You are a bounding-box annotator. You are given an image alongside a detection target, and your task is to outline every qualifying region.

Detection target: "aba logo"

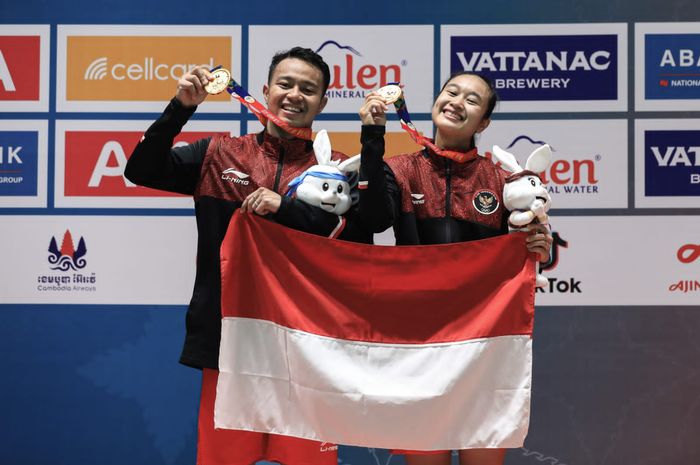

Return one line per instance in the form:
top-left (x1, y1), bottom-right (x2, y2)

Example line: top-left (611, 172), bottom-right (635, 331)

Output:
top-left (48, 230), bottom-right (87, 271)
top-left (645, 34), bottom-right (700, 99)
top-left (315, 40), bottom-right (403, 98)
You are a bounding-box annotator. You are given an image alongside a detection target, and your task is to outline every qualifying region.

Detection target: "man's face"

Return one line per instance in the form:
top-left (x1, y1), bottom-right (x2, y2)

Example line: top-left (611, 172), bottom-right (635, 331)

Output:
top-left (263, 58), bottom-right (328, 136)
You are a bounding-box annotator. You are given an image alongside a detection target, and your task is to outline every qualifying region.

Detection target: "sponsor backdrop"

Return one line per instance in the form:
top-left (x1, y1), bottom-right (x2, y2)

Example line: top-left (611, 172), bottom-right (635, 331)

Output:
top-left (1, 1), bottom-right (699, 465)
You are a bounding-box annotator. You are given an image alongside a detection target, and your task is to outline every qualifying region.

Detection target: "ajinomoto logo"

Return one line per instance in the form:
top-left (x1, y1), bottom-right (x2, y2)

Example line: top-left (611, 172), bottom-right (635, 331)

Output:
top-left (64, 36), bottom-right (232, 101)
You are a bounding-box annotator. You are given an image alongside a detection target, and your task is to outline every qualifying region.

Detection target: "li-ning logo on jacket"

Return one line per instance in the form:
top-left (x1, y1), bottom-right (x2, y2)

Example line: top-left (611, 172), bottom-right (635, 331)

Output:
top-left (411, 193), bottom-right (425, 205)
top-left (221, 168), bottom-right (250, 185)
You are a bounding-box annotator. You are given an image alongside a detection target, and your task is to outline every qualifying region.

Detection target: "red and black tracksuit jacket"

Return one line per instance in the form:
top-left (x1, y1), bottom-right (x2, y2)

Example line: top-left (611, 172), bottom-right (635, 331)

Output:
top-left (125, 98), bottom-right (373, 369)
top-left (358, 125), bottom-right (510, 245)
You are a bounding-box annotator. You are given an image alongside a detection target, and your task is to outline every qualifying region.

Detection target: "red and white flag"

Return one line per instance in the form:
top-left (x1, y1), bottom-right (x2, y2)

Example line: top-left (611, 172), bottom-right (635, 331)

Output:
top-left (215, 213), bottom-right (536, 451)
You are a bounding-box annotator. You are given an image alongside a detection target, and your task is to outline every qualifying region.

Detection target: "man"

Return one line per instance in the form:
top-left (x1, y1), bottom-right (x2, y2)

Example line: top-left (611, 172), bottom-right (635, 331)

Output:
top-left (125, 47), bottom-right (371, 465)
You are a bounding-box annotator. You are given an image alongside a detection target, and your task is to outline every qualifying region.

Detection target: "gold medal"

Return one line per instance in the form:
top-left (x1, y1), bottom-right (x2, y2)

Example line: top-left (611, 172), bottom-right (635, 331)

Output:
top-left (205, 67), bottom-right (231, 95)
top-left (376, 84), bottom-right (403, 104)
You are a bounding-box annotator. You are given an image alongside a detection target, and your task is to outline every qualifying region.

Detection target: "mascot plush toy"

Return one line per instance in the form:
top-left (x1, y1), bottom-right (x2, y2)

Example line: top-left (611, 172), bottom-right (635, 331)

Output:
top-left (490, 144), bottom-right (552, 288)
top-left (285, 130), bottom-right (360, 236)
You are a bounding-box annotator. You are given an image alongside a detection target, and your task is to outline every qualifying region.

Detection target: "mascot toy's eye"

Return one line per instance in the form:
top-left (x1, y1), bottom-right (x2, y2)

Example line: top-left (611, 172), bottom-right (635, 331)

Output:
top-left (529, 178), bottom-right (536, 187)
top-left (322, 182), bottom-right (329, 191)
top-left (337, 185), bottom-right (343, 194)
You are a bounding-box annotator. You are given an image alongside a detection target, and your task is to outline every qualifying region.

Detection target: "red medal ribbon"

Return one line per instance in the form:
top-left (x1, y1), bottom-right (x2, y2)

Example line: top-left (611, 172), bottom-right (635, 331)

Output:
top-left (221, 70), bottom-right (313, 141)
top-left (388, 83), bottom-right (479, 163)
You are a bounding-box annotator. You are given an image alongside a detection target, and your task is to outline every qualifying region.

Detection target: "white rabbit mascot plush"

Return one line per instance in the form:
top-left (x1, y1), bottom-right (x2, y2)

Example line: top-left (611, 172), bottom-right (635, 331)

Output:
top-left (285, 130), bottom-right (361, 237)
top-left (490, 144), bottom-right (553, 288)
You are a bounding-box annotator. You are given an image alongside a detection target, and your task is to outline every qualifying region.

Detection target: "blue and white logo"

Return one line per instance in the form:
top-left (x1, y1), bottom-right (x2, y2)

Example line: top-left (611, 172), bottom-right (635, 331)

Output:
top-left (442, 24), bottom-right (627, 112)
top-left (449, 34), bottom-right (618, 102)
top-left (0, 131), bottom-right (38, 196)
top-left (645, 34), bottom-right (700, 100)
top-left (645, 129), bottom-right (700, 197)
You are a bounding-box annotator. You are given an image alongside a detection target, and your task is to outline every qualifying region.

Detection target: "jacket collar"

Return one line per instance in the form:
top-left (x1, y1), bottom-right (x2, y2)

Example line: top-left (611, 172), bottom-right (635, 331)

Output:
top-left (256, 130), bottom-right (314, 161)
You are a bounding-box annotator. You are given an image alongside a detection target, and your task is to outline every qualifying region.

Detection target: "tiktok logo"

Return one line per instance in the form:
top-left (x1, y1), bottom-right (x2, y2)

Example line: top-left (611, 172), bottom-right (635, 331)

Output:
top-left (537, 231), bottom-right (582, 294)
top-left (540, 231), bottom-right (567, 272)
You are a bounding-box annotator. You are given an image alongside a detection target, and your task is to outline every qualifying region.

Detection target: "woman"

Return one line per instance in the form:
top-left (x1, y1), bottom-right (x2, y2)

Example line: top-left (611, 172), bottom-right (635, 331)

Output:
top-left (357, 72), bottom-right (553, 465)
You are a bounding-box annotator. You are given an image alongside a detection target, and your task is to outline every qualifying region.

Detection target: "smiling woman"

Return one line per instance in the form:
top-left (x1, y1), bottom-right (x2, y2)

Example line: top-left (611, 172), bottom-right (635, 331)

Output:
top-left (355, 72), bottom-right (554, 465)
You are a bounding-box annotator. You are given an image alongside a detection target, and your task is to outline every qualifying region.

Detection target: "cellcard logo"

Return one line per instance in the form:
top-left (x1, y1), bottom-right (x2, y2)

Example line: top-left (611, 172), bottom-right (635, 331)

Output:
top-left (84, 57), bottom-right (108, 80)
top-left (0, 131), bottom-right (38, 196)
top-left (82, 55), bottom-right (215, 82)
top-left (644, 129), bottom-right (700, 197)
top-left (64, 34), bottom-right (225, 101)
top-left (60, 28), bottom-right (234, 103)
top-left (645, 33), bottom-right (700, 100)
top-left (450, 33), bottom-right (618, 101)
top-left (37, 230), bottom-right (97, 293)
top-left (316, 40), bottom-right (404, 99)
top-left (536, 231), bottom-right (581, 294)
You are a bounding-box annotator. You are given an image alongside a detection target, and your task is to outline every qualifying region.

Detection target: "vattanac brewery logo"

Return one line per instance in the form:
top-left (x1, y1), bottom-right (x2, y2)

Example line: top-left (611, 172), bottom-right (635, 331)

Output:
top-left (668, 243), bottom-right (700, 293)
top-left (37, 230), bottom-right (97, 293)
top-left (536, 231), bottom-right (581, 294)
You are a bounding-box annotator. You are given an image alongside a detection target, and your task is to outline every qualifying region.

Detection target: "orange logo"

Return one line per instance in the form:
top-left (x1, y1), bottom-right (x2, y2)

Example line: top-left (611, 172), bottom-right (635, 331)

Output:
top-left (65, 36), bottom-right (232, 101)
top-left (321, 131), bottom-right (425, 159)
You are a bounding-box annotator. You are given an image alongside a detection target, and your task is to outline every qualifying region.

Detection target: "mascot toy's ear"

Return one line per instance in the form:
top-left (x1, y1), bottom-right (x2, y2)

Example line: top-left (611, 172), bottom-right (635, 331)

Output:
top-left (491, 145), bottom-right (522, 173)
top-left (337, 154), bottom-right (361, 174)
top-left (524, 144), bottom-right (552, 174)
top-left (313, 129), bottom-right (340, 167)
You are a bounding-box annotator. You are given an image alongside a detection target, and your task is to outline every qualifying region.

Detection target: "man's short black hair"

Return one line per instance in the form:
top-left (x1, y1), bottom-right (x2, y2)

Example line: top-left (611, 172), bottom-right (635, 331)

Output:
top-left (267, 47), bottom-right (331, 95)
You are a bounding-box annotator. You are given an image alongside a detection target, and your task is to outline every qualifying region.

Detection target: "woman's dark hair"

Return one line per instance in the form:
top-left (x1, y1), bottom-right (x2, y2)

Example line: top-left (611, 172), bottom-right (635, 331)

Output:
top-left (439, 71), bottom-right (499, 119)
top-left (267, 47), bottom-right (331, 95)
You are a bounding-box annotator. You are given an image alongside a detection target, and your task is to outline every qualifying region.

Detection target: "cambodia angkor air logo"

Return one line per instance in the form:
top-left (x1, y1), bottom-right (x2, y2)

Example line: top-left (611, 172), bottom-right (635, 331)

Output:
top-left (48, 230), bottom-right (87, 271)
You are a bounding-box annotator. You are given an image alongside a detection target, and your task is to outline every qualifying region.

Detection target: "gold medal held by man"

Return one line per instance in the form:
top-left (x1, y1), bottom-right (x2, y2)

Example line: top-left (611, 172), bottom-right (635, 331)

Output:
top-left (204, 67), bottom-right (231, 95)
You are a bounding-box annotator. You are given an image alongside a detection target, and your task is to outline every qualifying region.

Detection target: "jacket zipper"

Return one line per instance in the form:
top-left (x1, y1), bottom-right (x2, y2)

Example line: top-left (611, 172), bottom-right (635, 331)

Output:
top-left (445, 159), bottom-right (452, 243)
top-left (273, 146), bottom-right (286, 192)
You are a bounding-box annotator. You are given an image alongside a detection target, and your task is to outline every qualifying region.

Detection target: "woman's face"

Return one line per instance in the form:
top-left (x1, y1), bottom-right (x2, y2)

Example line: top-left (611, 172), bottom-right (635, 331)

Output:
top-left (431, 74), bottom-right (492, 146)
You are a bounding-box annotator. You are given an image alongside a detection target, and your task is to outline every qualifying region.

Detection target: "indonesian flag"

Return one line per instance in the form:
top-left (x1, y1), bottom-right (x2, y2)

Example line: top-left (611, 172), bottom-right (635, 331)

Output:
top-left (215, 212), bottom-right (535, 451)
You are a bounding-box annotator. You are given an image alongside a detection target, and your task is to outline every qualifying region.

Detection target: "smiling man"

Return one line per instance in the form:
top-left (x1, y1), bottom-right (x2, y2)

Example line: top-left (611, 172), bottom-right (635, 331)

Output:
top-left (125, 47), bottom-right (372, 465)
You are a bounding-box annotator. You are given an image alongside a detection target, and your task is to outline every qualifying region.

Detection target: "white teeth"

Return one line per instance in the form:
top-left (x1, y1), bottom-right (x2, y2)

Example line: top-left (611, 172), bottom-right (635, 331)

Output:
top-left (443, 109), bottom-right (463, 121)
top-left (282, 105), bottom-right (303, 113)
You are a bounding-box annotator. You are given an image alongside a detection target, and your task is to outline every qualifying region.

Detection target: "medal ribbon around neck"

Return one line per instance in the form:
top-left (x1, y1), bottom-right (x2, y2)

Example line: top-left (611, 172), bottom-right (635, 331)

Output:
top-left (208, 66), bottom-right (313, 141)
top-left (379, 82), bottom-right (478, 163)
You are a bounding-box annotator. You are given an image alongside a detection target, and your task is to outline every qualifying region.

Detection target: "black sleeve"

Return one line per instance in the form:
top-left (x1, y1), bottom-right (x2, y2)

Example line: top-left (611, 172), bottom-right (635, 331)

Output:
top-left (271, 196), bottom-right (371, 243)
top-left (124, 98), bottom-right (210, 196)
top-left (357, 124), bottom-right (401, 233)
